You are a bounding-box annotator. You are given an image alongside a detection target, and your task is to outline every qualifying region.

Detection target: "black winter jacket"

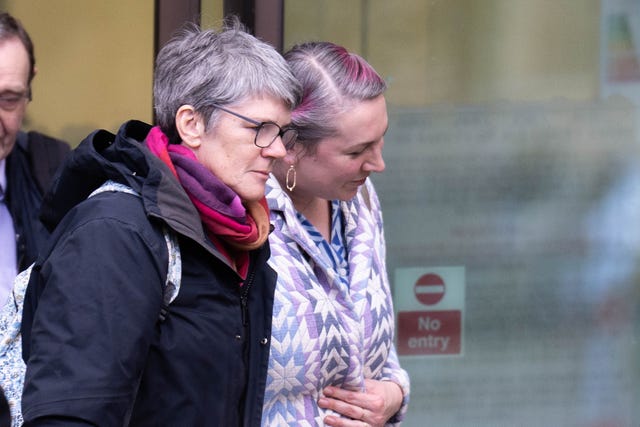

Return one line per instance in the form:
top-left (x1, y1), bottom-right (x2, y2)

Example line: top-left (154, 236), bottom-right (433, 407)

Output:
top-left (20, 121), bottom-right (276, 427)
top-left (5, 131), bottom-right (70, 271)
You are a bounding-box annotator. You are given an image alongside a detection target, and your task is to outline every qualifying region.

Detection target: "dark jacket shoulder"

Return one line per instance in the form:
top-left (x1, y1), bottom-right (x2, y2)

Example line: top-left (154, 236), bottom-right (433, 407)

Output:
top-left (5, 131), bottom-right (70, 270)
top-left (23, 131), bottom-right (71, 194)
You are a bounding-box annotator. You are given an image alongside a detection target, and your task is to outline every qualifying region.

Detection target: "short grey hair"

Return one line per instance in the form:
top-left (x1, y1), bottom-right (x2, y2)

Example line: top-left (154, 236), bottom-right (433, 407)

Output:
top-left (153, 17), bottom-right (301, 144)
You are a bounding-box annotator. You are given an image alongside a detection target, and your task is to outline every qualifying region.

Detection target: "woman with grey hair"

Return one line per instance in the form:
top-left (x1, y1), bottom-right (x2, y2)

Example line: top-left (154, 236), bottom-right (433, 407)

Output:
top-left (263, 42), bottom-right (410, 426)
top-left (20, 18), bottom-right (300, 426)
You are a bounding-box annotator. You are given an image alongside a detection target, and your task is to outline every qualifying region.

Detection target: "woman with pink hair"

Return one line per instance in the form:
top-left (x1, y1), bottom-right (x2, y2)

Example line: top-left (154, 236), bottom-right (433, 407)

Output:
top-left (263, 42), bottom-right (410, 426)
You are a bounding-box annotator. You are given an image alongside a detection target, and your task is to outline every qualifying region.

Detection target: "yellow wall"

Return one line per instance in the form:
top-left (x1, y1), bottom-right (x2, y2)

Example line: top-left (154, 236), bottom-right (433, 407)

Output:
top-left (201, 0), bottom-right (224, 30)
top-left (2, 0), bottom-right (155, 146)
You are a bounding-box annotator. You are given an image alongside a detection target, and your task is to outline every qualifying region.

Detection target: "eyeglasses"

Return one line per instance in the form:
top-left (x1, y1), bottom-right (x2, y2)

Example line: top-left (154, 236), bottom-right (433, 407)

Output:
top-left (0, 92), bottom-right (29, 112)
top-left (211, 104), bottom-right (298, 148)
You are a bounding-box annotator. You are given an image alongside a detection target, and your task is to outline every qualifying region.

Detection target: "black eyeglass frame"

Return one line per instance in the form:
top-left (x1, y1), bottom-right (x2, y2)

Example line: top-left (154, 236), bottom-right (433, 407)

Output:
top-left (0, 91), bottom-right (30, 112)
top-left (210, 103), bottom-right (298, 148)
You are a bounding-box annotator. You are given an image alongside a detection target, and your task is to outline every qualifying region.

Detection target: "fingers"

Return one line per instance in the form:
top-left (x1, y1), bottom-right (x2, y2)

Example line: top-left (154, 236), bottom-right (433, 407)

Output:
top-left (319, 389), bottom-right (378, 426)
top-left (323, 385), bottom-right (367, 406)
top-left (323, 413), bottom-right (370, 427)
top-left (358, 407), bottom-right (366, 420)
top-left (318, 393), bottom-right (366, 422)
top-left (319, 384), bottom-right (393, 427)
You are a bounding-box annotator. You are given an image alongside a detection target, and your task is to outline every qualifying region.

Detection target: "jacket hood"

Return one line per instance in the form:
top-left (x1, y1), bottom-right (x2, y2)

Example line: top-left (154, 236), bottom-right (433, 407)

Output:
top-left (39, 120), bottom-right (200, 240)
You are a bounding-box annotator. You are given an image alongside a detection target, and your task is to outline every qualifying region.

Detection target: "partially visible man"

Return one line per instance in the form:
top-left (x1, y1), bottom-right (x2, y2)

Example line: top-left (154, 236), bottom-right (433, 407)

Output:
top-left (0, 12), bottom-right (70, 303)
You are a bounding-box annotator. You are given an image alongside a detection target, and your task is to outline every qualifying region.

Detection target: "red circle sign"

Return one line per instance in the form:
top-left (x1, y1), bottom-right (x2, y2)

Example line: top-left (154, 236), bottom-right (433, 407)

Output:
top-left (414, 273), bottom-right (445, 306)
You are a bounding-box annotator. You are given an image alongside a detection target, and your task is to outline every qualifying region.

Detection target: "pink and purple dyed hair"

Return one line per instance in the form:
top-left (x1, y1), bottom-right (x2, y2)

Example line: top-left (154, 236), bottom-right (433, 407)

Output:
top-left (283, 41), bottom-right (386, 149)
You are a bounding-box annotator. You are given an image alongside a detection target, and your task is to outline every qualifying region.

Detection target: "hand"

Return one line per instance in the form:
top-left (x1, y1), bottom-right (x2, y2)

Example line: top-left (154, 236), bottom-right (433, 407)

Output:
top-left (317, 379), bottom-right (404, 427)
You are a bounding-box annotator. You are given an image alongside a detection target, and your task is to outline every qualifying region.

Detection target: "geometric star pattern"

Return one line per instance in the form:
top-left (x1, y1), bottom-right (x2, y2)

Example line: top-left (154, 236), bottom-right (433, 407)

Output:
top-left (262, 177), bottom-right (410, 426)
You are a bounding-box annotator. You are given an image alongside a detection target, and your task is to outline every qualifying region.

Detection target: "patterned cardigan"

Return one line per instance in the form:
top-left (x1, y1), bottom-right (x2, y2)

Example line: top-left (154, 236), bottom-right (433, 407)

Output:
top-left (262, 176), bottom-right (410, 426)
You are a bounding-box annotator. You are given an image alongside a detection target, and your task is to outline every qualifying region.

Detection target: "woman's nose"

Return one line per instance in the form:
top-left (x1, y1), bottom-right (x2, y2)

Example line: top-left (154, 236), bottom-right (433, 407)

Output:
top-left (365, 145), bottom-right (385, 173)
top-left (263, 135), bottom-right (287, 159)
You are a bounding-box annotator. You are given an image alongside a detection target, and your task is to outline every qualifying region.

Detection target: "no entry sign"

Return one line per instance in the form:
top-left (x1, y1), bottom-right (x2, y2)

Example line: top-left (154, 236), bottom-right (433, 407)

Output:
top-left (414, 273), bottom-right (446, 305)
top-left (394, 266), bottom-right (465, 356)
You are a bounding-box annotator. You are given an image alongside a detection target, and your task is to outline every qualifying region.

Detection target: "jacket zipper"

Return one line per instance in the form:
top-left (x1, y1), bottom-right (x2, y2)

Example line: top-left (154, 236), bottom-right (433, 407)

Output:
top-left (240, 269), bottom-right (256, 327)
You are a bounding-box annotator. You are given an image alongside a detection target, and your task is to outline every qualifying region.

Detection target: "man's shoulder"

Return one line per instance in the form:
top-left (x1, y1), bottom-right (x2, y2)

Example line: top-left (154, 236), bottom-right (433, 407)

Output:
top-left (23, 130), bottom-right (70, 155)
top-left (22, 131), bottom-right (71, 194)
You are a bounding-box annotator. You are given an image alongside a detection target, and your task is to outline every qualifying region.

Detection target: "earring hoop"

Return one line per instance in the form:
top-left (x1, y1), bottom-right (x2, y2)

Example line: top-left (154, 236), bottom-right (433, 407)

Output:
top-left (285, 164), bottom-right (297, 191)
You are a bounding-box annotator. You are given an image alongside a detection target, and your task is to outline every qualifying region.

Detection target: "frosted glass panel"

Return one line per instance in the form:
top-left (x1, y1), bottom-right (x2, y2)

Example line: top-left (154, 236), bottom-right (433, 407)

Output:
top-left (376, 100), bottom-right (640, 426)
top-left (285, 1), bottom-right (640, 425)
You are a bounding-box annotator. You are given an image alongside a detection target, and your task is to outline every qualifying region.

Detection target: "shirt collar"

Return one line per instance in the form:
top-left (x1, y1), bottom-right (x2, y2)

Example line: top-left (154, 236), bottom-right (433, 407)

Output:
top-left (0, 158), bottom-right (6, 197)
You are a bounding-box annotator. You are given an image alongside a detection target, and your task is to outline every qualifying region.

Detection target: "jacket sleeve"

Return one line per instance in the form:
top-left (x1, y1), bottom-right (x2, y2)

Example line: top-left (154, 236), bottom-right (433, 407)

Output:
top-left (365, 181), bottom-right (411, 425)
top-left (381, 345), bottom-right (411, 425)
top-left (21, 215), bottom-right (166, 426)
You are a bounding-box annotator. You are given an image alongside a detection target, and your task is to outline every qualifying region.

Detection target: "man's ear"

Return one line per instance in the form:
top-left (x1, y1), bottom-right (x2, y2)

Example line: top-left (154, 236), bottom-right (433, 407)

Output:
top-left (175, 105), bottom-right (205, 148)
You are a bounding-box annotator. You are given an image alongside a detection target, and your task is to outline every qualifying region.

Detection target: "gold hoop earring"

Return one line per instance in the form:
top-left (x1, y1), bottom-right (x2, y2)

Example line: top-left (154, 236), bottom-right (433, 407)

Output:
top-left (285, 164), bottom-right (297, 191)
